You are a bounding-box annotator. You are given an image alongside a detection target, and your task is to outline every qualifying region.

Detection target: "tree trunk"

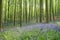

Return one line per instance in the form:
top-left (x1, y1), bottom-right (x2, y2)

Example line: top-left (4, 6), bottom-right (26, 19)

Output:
top-left (20, 0), bottom-right (22, 27)
top-left (50, 0), bottom-right (52, 21)
top-left (0, 0), bottom-right (2, 31)
top-left (4, 1), bottom-right (7, 25)
top-left (8, 0), bottom-right (10, 25)
top-left (14, 0), bottom-right (16, 26)
top-left (25, 0), bottom-right (27, 24)
top-left (45, 0), bottom-right (49, 23)
top-left (51, 0), bottom-right (55, 21)
top-left (40, 0), bottom-right (43, 22)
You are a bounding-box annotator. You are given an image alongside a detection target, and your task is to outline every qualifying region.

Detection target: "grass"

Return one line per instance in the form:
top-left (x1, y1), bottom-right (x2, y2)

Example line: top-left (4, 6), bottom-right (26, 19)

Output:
top-left (56, 22), bottom-right (60, 26)
top-left (0, 21), bottom-right (60, 40)
top-left (0, 28), bottom-right (60, 40)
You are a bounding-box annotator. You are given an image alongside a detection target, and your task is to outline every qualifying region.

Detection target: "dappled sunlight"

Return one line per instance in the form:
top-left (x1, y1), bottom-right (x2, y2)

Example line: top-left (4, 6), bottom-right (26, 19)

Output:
top-left (43, 3), bottom-right (45, 10)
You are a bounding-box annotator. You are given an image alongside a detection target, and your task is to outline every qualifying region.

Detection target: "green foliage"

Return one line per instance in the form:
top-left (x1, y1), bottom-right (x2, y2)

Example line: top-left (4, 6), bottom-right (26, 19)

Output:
top-left (0, 28), bottom-right (60, 40)
top-left (56, 22), bottom-right (60, 26)
top-left (2, 0), bottom-right (60, 27)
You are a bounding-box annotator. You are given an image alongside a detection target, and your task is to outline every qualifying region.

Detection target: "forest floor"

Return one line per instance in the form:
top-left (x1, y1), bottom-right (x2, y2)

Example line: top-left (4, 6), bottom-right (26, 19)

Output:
top-left (0, 22), bottom-right (60, 40)
top-left (2, 22), bottom-right (60, 32)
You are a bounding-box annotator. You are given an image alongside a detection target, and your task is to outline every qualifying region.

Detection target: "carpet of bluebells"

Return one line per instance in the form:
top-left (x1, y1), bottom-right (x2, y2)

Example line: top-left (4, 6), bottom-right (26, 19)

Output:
top-left (0, 22), bottom-right (60, 40)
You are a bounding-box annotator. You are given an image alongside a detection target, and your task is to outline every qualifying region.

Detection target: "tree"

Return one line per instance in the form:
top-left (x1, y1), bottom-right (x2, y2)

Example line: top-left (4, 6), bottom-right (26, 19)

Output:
top-left (8, 0), bottom-right (10, 25)
top-left (19, 0), bottom-right (22, 27)
top-left (40, 0), bottom-right (43, 22)
top-left (0, 0), bottom-right (2, 31)
top-left (25, 0), bottom-right (27, 24)
top-left (49, 0), bottom-right (52, 21)
top-left (14, 0), bottom-right (16, 26)
top-left (45, 0), bottom-right (49, 23)
top-left (29, 0), bottom-right (31, 23)
top-left (51, 0), bottom-right (55, 21)
top-left (4, 0), bottom-right (7, 24)
top-left (35, 0), bottom-right (38, 23)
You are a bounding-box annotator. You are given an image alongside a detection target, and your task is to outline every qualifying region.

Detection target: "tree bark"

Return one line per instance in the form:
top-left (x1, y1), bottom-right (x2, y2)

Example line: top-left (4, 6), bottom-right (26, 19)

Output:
top-left (8, 0), bottom-right (10, 25)
top-left (50, 0), bottom-right (52, 21)
top-left (45, 0), bottom-right (49, 23)
top-left (40, 0), bottom-right (43, 22)
top-left (20, 0), bottom-right (22, 27)
top-left (14, 0), bottom-right (16, 26)
top-left (0, 0), bottom-right (2, 31)
top-left (51, 0), bottom-right (55, 21)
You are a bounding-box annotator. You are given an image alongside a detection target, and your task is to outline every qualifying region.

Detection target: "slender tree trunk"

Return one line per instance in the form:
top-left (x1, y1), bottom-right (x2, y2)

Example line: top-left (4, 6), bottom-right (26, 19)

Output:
top-left (33, 0), bottom-right (35, 23)
top-left (45, 0), bottom-right (49, 23)
top-left (55, 2), bottom-right (56, 20)
top-left (35, 0), bottom-right (38, 23)
top-left (25, 0), bottom-right (27, 24)
top-left (51, 0), bottom-right (55, 21)
top-left (40, 0), bottom-right (43, 22)
top-left (4, 1), bottom-right (7, 24)
top-left (20, 0), bottom-right (22, 27)
top-left (14, 0), bottom-right (16, 26)
top-left (23, 0), bottom-right (24, 23)
top-left (31, 0), bottom-right (33, 23)
top-left (34, 0), bottom-right (36, 23)
top-left (8, 0), bottom-right (10, 25)
top-left (8, 0), bottom-right (10, 18)
top-left (50, 0), bottom-right (52, 21)
top-left (0, 0), bottom-right (2, 31)
top-left (27, 0), bottom-right (29, 24)
top-left (28, 0), bottom-right (30, 23)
